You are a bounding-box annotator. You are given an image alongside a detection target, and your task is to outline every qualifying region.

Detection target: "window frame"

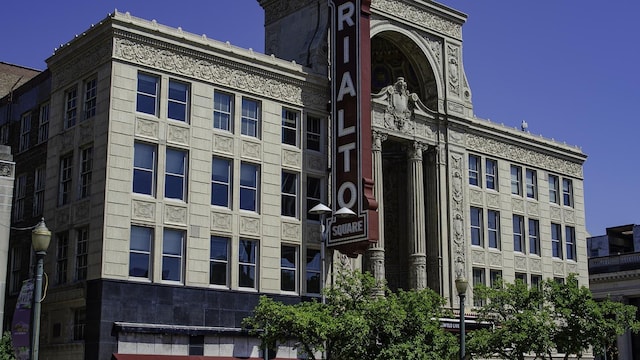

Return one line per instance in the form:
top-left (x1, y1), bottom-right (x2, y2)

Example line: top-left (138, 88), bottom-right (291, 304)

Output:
top-left (162, 228), bottom-right (185, 283)
top-left (281, 171), bottom-right (298, 218)
top-left (14, 174), bottom-right (26, 221)
top-left (59, 153), bottom-right (73, 206)
top-left (33, 167), bottom-right (45, 216)
top-left (510, 165), bottom-right (522, 196)
top-left (551, 223), bottom-right (563, 259)
top-left (64, 86), bottom-right (78, 128)
top-left (468, 155), bottom-right (481, 187)
top-left (528, 218), bottom-right (540, 255)
top-left (165, 148), bottom-right (188, 201)
top-left (485, 158), bottom-right (498, 190)
top-left (487, 210), bottom-right (500, 249)
top-left (470, 207), bottom-right (483, 246)
top-left (239, 238), bottom-right (258, 289)
top-left (210, 235), bottom-right (230, 287)
top-left (525, 169), bottom-right (537, 199)
top-left (75, 227), bottom-right (89, 281)
top-left (306, 176), bottom-right (322, 221)
top-left (566, 226), bottom-right (576, 260)
top-left (38, 102), bottom-right (49, 143)
top-left (472, 268), bottom-right (486, 306)
top-left (306, 115), bottom-right (322, 152)
top-left (211, 157), bottom-right (232, 208)
top-left (240, 162), bottom-right (259, 212)
top-left (281, 245), bottom-right (298, 293)
top-left (168, 79), bottom-right (190, 122)
top-left (213, 90), bottom-right (233, 132)
top-left (19, 112), bottom-right (31, 152)
top-left (562, 178), bottom-right (574, 207)
top-left (56, 232), bottom-right (69, 285)
top-left (129, 225), bottom-right (153, 279)
top-left (282, 108), bottom-right (299, 147)
top-left (306, 248), bottom-right (322, 295)
top-left (83, 77), bottom-right (97, 120)
top-left (513, 215), bottom-right (525, 253)
top-left (136, 72), bottom-right (159, 116)
top-left (133, 142), bottom-right (157, 196)
top-left (79, 146), bottom-right (93, 199)
top-left (548, 174), bottom-right (560, 204)
top-left (240, 98), bottom-right (260, 138)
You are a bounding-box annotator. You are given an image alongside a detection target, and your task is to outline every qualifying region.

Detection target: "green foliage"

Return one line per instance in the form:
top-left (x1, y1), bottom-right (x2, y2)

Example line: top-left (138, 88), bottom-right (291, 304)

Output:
top-left (0, 332), bottom-right (16, 360)
top-left (243, 269), bottom-right (457, 360)
top-left (468, 275), bottom-right (640, 360)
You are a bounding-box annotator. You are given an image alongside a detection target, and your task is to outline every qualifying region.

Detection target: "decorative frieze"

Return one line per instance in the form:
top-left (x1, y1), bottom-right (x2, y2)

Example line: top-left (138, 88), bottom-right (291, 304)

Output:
top-left (489, 252), bottom-right (502, 267)
top-left (472, 249), bottom-right (485, 265)
top-left (281, 221), bottom-right (300, 241)
top-left (132, 200), bottom-right (155, 221)
top-left (282, 149), bottom-right (301, 169)
top-left (164, 204), bottom-right (187, 225)
top-left (239, 216), bottom-right (260, 236)
top-left (212, 133), bottom-right (234, 154)
top-left (514, 255), bottom-right (527, 271)
top-left (371, 0), bottom-right (462, 39)
top-left (136, 118), bottom-right (159, 139)
top-left (450, 153), bottom-right (466, 278)
top-left (241, 141), bottom-right (261, 160)
top-left (167, 124), bottom-right (189, 145)
top-left (469, 188), bottom-right (483, 206)
top-left (211, 211), bottom-right (232, 232)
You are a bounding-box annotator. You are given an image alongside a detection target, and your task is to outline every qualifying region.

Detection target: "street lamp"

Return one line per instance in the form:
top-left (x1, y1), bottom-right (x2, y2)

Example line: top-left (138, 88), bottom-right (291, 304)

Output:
top-left (31, 218), bottom-right (51, 360)
top-left (308, 203), bottom-right (356, 303)
top-left (455, 276), bottom-right (469, 360)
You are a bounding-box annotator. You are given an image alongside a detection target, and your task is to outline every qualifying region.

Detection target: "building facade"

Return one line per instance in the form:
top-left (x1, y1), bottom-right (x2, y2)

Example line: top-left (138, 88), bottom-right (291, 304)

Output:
top-left (1, 1), bottom-right (588, 359)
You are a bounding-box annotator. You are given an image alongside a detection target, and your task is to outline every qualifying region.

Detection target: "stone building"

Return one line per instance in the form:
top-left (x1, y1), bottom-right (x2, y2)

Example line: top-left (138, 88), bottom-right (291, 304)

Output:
top-left (1, 1), bottom-right (588, 359)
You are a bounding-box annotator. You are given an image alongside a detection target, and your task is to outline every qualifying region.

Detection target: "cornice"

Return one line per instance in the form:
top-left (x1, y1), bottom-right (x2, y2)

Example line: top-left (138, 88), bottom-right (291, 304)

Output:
top-left (371, 0), bottom-right (463, 39)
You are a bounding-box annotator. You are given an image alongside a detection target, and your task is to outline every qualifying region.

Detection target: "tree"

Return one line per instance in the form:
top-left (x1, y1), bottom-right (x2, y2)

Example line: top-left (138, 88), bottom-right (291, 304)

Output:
top-left (243, 269), bottom-right (458, 360)
top-left (0, 332), bottom-right (16, 360)
top-left (468, 275), bottom-right (640, 359)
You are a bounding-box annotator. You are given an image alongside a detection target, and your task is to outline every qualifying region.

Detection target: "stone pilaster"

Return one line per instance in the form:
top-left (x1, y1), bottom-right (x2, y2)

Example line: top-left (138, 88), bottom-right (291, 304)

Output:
top-left (407, 141), bottom-right (427, 289)
top-left (0, 145), bottom-right (14, 333)
top-left (366, 131), bottom-right (387, 294)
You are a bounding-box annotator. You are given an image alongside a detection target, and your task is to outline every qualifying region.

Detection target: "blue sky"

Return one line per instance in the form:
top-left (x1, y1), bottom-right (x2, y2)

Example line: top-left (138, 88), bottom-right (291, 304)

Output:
top-left (2, 1), bottom-right (638, 235)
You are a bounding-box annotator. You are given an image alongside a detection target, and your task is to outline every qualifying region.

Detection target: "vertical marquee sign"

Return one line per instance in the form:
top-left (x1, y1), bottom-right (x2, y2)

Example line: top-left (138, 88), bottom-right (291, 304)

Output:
top-left (329, 0), bottom-right (378, 255)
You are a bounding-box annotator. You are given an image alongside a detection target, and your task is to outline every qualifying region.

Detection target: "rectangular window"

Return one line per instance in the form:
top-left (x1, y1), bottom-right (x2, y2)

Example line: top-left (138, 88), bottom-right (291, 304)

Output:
top-left (487, 210), bottom-right (500, 249)
top-left (59, 154), bottom-right (73, 206)
top-left (33, 167), bottom-right (45, 216)
top-left (83, 77), bottom-right (97, 120)
top-left (136, 73), bottom-right (159, 116)
top-left (213, 91), bottom-right (233, 131)
top-left (64, 87), bottom-right (78, 128)
top-left (306, 176), bottom-right (322, 221)
top-left (210, 236), bottom-right (229, 286)
top-left (211, 157), bottom-right (232, 208)
top-left (281, 245), bottom-right (297, 292)
top-left (79, 146), bottom-right (93, 199)
top-left (485, 158), bottom-right (498, 190)
top-left (38, 102), bottom-right (49, 143)
top-left (306, 115), bottom-right (321, 151)
top-left (472, 268), bottom-right (485, 306)
top-left (0, 125), bottom-right (8, 145)
top-left (551, 223), bottom-right (563, 258)
top-left (510, 165), bottom-right (522, 196)
top-left (468, 155), bottom-right (480, 186)
top-left (526, 169), bottom-right (537, 199)
top-left (515, 272), bottom-right (527, 285)
top-left (168, 79), bottom-right (189, 122)
top-left (562, 178), bottom-right (574, 207)
top-left (129, 226), bottom-right (153, 279)
top-left (241, 98), bottom-right (259, 137)
top-left (282, 108), bottom-right (299, 146)
top-left (133, 142), bottom-right (156, 196)
top-left (240, 162), bottom-right (259, 212)
top-left (162, 229), bottom-right (184, 282)
top-left (470, 207), bottom-right (483, 246)
top-left (528, 219), bottom-right (540, 255)
top-left (19, 113), bottom-right (31, 152)
top-left (75, 227), bottom-right (89, 281)
top-left (239, 239), bottom-right (258, 289)
top-left (9, 247), bottom-right (22, 294)
top-left (73, 308), bottom-right (86, 341)
top-left (566, 226), bottom-right (576, 260)
top-left (306, 248), bottom-right (321, 294)
top-left (531, 274), bottom-right (542, 289)
top-left (548, 174), bottom-right (560, 204)
top-left (56, 232), bottom-right (69, 284)
top-left (489, 269), bottom-right (502, 288)
top-left (281, 171), bottom-right (298, 218)
top-left (513, 215), bottom-right (524, 253)
top-left (189, 335), bottom-right (204, 356)
top-left (14, 174), bottom-right (26, 221)
top-left (165, 148), bottom-right (187, 201)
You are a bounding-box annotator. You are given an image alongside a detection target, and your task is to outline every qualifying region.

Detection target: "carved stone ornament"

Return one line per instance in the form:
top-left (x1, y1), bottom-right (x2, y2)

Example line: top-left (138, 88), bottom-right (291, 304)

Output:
top-left (450, 154), bottom-right (466, 278)
top-left (0, 162), bottom-right (14, 177)
top-left (371, 0), bottom-right (462, 39)
top-left (447, 45), bottom-right (460, 96)
top-left (382, 78), bottom-right (418, 134)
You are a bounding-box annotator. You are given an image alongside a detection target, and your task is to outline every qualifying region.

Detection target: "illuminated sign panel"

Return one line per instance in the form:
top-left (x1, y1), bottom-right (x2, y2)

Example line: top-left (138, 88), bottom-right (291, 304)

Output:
top-left (329, 0), bottom-right (378, 254)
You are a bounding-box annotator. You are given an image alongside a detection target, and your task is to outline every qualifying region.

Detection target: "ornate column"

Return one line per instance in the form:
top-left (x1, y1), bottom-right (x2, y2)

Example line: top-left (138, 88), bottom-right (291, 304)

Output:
top-left (407, 141), bottom-right (427, 289)
top-left (366, 131), bottom-right (387, 294)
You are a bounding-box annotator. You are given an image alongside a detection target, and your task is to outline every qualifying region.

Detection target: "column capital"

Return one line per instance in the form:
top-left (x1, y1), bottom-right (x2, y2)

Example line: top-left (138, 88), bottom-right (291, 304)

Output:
top-left (372, 130), bottom-right (388, 152)
top-left (406, 141), bottom-right (428, 161)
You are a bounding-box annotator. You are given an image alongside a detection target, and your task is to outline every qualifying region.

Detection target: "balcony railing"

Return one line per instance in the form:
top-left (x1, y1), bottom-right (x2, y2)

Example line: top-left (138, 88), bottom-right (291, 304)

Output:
top-left (589, 252), bottom-right (640, 274)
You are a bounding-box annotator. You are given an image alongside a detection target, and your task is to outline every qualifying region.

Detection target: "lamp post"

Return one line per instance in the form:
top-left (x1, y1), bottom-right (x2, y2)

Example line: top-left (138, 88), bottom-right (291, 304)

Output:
top-left (31, 218), bottom-right (51, 360)
top-left (455, 276), bottom-right (469, 360)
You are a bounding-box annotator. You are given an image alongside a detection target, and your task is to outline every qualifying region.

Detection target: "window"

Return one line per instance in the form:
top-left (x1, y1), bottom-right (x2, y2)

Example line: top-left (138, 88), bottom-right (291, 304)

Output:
top-left (562, 179), bottom-right (574, 207)
top-left (19, 113), bottom-right (30, 152)
top-left (306, 176), bottom-right (322, 221)
top-left (137, 73), bottom-right (159, 116)
top-left (282, 108), bottom-right (299, 146)
top-left (485, 158), bottom-right (498, 190)
top-left (210, 236), bottom-right (229, 286)
top-left (554, 277), bottom-right (565, 284)
top-left (59, 154), bottom-right (73, 206)
top-left (76, 227), bottom-right (88, 281)
top-left (487, 210), bottom-right (500, 249)
top-left (9, 247), bottom-right (22, 294)
top-left (165, 148), bottom-right (187, 201)
top-left (470, 207), bottom-right (483, 246)
top-left (551, 223), bottom-right (562, 258)
top-left (213, 91), bottom-right (233, 131)
top-left (64, 87), bottom-right (78, 128)
top-left (513, 215), bottom-right (524, 253)
top-left (84, 77), bottom-right (97, 120)
top-left (33, 167), bottom-right (45, 216)
top-left (79, 146), bottom-right (93, 199)
top-left (566, 226), bottom-right (576, 260)
top-left (189, 335), bottom-right (204, 356)
top-left (73, 308), bottom-right (86, 341)
top-left (281, 171), bottom-right (298, 218)
top-left (240, 162), bottom-right (259, 212)
top-left (468, 155), bottom-right (480, 186)
top-left (510, 165), bottom-right (522, 195)
top-left (528, 219), bottom-right (540, 255)
top-left (162, 229), bottom-right (184, 282)
top-left (168, 79), bottom-right (189, 122)
top-left (281, 245), bottom-right (297, 292)
top-left (306, 115), bottom-right (321, 151)
top-left (38, 102), bottom-right (49, 143)
top-left (489, 269), bottom-right (502, 288)
top-left (133, 142), bottom-right (156, 196)
top-left (14, 174), bottom-right (26, 221)
top-left (56, 232), bottom-right (69, 284)
top-left (129, 226), bottom-right (152, 279)
top-left (531, 274), bottom-right (542, 289)
top-left (526, 169), bottom-right (537, 199)
top-left (239, 239), bottom-right (258, 289)
top-left (241, 98), bottom-right (260, 137)
top-left (548, 174), bottom-right (560, 204)
top-left (306, 248), bottom-right (321, 294)
top-left (515, 272), bottom-right (527, 285)
top-left (472, 268), bottom-right (485, 306)
top-left (211, 157), bottom-right (232, 208)
top-left (0, 124), bottom-right (8, 145)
